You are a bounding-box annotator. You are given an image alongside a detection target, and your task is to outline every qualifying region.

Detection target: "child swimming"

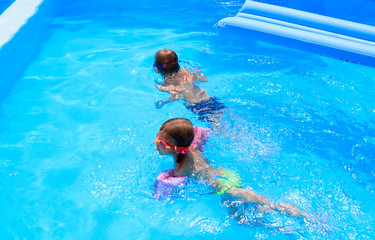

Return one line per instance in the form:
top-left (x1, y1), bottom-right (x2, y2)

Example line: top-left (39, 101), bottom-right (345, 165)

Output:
top-left (153, 49), bottom-right (225, 126)
top-left (155, 118), bottom-right (302, 218)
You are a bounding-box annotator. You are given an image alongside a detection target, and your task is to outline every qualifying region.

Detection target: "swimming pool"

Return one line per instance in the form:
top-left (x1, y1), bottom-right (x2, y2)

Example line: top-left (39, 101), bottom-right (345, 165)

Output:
top-left (0, 0), bottom-right (374, 239)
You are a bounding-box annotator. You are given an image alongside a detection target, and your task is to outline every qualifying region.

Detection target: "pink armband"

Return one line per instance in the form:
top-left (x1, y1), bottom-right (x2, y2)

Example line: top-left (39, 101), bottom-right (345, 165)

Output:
top-left (191, 126), bottom-right (212, 151)
top-left (153, 169), bottom-right (187, 200)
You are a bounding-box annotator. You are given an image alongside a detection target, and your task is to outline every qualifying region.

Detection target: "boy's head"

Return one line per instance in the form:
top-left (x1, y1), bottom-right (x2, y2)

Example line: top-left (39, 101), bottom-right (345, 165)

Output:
top-left (154, 49), bottom-right (180, 76)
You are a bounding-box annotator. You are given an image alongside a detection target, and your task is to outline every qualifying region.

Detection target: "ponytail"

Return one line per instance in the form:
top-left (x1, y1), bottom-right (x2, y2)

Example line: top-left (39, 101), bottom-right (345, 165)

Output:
top-left (176, 153), bottom-right (185, 164)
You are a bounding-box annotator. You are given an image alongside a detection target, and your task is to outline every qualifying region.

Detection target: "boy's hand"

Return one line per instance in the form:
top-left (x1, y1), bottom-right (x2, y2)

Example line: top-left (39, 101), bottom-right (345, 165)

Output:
top-left (155, 100), bottom-right (164, 109)
top-left (199, 74), bottom-right (208, 82)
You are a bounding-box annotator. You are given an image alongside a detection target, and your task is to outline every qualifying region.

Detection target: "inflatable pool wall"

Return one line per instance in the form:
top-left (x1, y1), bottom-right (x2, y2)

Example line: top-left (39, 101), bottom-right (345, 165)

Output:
top-left (216, 0), bottom-right (375, 66)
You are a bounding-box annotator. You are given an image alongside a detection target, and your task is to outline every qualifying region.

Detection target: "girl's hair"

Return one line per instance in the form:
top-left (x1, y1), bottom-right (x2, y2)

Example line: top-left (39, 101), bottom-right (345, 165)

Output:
top-left (160, 118), bottom-right (194, 163)
top-left (154, 49), bottom-right (180, 76)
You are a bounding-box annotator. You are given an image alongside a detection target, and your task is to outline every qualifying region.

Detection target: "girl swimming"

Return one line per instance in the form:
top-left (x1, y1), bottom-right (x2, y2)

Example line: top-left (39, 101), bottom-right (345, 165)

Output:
top-left (155, 118), bottom-right (302, 218)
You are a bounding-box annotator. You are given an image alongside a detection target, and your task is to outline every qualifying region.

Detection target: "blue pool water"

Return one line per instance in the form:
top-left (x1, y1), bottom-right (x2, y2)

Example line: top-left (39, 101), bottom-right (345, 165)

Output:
top-left (0, 0), bottom-right (375, 239)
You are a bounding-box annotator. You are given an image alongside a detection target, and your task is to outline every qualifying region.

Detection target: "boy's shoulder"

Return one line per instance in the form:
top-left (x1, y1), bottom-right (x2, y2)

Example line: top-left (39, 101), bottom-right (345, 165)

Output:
top-left (179, 68), bottom-right (198, 81)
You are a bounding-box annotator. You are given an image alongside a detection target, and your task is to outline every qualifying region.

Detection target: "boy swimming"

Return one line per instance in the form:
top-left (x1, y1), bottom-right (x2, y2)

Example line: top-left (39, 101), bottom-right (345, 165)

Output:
top-left (154, 49), bottom-right (225, 126)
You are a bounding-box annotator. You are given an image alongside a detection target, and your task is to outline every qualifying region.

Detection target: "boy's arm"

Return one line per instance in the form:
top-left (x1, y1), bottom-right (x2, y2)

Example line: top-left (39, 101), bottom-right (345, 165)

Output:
top-left (156, 84), bottom-right (170, 92)
top-left (193, 69), bottom-right (207, 82)
top-left (180, 67), bottom-right (207, 83)
top-left (155, 85), bottom-right (180, 108)
top-left (196, 70), bottom-right (208, 82)
top-left (155, 95), bottom-right (179, 109)
top-left (197, 73), bottom-right (207, 82)
top-left (193, 69), bottom-right (208, 82)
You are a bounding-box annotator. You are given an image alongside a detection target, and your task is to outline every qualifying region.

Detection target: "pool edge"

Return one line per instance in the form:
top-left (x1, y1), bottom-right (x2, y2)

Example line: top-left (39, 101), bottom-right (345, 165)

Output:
top-left (0, 0), bottom-right (44, 49)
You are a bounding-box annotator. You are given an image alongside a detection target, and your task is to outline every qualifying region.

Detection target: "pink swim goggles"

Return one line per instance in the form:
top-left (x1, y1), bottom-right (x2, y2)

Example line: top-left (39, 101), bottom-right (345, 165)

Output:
top-left (155, 133), bottom-right (190, 154)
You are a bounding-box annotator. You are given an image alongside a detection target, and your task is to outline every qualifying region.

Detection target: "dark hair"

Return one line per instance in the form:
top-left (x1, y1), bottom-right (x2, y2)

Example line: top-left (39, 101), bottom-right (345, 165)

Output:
top-left (160, 118), bottom-right (194, 163)
top-left (154, 49), bottom-right (180, 76)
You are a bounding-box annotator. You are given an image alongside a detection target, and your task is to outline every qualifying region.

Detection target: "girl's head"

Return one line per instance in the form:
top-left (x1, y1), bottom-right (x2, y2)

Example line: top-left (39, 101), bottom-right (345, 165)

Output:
top-left (154, 49), bottom-right (180, 76)
top-left (156, 118), bottom-right (194, 156)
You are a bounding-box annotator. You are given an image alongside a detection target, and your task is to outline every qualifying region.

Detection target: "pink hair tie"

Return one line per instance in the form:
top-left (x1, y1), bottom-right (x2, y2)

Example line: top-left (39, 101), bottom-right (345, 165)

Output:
top-left (176, 146), bottom-right (190, 154)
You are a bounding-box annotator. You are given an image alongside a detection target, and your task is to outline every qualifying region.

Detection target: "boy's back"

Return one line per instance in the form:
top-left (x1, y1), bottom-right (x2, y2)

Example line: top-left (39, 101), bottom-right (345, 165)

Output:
top-left (157, 67), bottom-right (210, 104)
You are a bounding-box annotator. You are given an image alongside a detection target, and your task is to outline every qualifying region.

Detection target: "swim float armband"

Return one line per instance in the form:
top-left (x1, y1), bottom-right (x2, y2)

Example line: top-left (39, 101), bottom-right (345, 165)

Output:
top-left (153, 169), bottom-right (187, 200)
top-left (191, 126), bottom-right (212, 151)
top-left (153, 126), bottom-right (212, 200)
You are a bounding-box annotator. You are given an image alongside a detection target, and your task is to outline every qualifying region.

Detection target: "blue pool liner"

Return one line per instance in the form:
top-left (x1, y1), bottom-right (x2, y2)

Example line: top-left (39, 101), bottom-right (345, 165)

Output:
top-left (0, 0), bottom-right (52, 103)
top-left (216, 0), bottom-right (375, 66)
